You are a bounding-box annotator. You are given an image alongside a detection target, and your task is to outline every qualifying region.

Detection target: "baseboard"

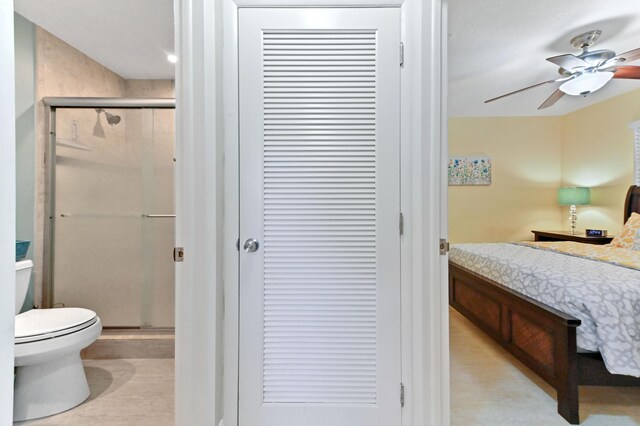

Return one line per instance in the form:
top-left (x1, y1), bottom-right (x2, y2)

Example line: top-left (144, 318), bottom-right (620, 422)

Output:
top-left (81, 329), bottom-right (175, 359)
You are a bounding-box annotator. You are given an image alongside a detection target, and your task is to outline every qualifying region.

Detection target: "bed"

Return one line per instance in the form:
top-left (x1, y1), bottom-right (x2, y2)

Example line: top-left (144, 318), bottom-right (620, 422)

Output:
top-left (448, 185), bottom-right (640, 424)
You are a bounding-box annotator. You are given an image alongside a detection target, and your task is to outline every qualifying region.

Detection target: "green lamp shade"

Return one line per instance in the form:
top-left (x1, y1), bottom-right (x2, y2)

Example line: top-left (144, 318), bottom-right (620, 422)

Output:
top-left (557, 187), bottom-right (591, 206)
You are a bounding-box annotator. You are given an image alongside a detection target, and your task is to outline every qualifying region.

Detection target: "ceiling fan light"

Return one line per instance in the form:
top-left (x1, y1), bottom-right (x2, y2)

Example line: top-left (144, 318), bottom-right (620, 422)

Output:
top-left (559, 71), bottom-right (614, 96)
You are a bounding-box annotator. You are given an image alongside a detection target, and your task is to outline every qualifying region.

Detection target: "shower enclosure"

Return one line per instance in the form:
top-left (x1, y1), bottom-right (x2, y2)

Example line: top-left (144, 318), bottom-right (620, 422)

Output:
top-left (43, 97), bottom-right (175, 328)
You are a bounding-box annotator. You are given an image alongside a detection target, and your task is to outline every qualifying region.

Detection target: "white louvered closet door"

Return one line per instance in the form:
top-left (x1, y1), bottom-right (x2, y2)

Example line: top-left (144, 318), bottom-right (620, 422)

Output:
top-left (239, 8), bottom-right (401, 426)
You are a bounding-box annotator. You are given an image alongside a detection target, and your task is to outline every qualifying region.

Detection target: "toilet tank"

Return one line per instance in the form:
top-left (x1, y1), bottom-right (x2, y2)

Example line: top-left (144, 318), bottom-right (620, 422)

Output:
top-left (15, 260), bottom-right (33, 315)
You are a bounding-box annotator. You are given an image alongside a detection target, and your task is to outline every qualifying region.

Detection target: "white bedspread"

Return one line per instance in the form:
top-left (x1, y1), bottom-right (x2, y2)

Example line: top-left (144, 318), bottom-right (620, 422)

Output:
top-left (450, 243), bottom-right (640, 377)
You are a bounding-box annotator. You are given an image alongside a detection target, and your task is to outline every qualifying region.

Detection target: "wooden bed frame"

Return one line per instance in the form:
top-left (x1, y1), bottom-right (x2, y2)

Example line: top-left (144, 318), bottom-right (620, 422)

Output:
top-left (449, 185), bottom-right (640, 424)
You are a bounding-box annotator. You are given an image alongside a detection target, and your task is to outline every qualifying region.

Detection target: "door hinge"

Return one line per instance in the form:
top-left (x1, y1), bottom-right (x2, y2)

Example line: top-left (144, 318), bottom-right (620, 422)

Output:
top-left (399, 213), bottom-right (404, 235)
top-left (439, 238), bottom-right (450, 255)
top-left (400, 383), bottom-right (405, 407)
top-left (236, 238), bottom-right (240, 251)
top-left (173, 247), bottom-right (184, 262)
top-left (399, 42), bottom-right (404, 66)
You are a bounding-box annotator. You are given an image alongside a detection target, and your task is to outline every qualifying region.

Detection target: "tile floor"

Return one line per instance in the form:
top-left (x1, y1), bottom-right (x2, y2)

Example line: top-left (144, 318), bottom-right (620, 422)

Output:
top-left (13, 311), bottom-right (640, 425)
top-left (451, 308), bottom-right (640, 425)
top-left (15, 359), bottom-right (174, 426)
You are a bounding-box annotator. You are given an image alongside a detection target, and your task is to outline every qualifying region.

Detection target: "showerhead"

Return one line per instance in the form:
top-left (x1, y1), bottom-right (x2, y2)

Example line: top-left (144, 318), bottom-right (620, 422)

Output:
top-left (104, 112), bottom-right (121, 125)
top-left (95, 108), bottom-right (121, 126)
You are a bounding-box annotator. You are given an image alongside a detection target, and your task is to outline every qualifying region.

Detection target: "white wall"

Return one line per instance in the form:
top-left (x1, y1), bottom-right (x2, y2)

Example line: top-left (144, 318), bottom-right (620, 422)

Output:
top-left (0, 1), bottom-right (16, 423)
top-left (14, 14), bottom-right (36, 312)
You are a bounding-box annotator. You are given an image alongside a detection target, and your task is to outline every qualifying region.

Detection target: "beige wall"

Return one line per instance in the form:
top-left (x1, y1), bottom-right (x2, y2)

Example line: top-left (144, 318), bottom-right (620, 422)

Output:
top-left (448, 117), bottom-right (563, 243)
top-left (449, 89), bottom-right (640, 243)
top-left (125, 79), bottom-right (175, 98)
top-left (33, 28), bottom-right (175, 323)
top-left (561, 88), bottom-right (640, 234)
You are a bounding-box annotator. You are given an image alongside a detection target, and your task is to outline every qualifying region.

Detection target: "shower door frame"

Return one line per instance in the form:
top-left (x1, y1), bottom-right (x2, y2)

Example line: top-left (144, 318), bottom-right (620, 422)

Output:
top-left (42, 97), bottom-right (176, 311)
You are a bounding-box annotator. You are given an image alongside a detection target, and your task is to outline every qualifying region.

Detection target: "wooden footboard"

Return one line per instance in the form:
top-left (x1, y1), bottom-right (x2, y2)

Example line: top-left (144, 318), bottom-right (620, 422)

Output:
top-left (449, 262), bottom-right (581, 424)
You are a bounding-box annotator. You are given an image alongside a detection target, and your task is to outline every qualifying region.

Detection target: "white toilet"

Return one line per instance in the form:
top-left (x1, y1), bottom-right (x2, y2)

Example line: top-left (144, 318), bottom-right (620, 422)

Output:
top-left (14, 260), bottom-right (102, 422)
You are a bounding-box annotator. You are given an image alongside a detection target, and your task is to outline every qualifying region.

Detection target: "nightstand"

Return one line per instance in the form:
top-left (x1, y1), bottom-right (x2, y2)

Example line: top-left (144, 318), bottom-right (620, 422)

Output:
top-left (531, 230), bottom-right (613, 245)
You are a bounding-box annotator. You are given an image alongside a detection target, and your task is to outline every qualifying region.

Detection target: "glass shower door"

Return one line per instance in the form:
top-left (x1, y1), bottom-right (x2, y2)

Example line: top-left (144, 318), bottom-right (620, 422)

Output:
top-left (53, 106), bottom-right (174, 328)
top-left (140, 108), bottom-right (175, 328)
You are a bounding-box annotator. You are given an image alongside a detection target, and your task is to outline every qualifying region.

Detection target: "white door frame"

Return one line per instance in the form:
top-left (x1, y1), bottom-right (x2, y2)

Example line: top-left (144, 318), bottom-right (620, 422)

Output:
top-left (175, 0), bottom-right (448, 425)
top-left (0, 2), bottom-right (16, 424)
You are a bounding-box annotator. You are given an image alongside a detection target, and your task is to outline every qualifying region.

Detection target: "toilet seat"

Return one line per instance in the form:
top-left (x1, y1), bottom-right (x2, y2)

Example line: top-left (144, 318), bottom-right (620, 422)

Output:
top-left (15, 308), bottom-right (98, 344)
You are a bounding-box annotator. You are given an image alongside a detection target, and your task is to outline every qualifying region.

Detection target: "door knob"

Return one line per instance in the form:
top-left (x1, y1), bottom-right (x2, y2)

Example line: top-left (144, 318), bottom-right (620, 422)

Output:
top-left (243, 238), bottom-right (259, 252)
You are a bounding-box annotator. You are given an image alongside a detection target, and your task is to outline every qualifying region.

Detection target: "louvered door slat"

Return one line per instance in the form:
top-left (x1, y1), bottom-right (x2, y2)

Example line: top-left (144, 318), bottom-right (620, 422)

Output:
top-left (262, 30), bottom-right (378, 405)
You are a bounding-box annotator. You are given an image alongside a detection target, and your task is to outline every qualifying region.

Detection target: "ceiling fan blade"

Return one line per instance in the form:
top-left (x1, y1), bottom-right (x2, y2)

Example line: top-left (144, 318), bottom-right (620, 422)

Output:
top-left (613, 66), bottom-right (640, 79)
top-left (546, 54), bottom-right (589, 70)
top-left (485, 79), bottom-right (557, 104)
top-left (615, 47), bottom-right (640, 64)
top-left (538, 89), bottom-right (565, 110)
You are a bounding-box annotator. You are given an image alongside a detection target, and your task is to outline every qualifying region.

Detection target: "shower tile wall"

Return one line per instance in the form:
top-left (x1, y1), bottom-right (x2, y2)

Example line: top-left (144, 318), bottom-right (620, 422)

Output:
top-left (33, 26), bottom-right (175, 326)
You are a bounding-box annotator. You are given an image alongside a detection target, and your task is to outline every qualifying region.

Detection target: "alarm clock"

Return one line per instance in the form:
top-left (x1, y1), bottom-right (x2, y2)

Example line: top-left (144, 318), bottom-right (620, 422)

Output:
top-left (585, 229), bottom-right (607, 237)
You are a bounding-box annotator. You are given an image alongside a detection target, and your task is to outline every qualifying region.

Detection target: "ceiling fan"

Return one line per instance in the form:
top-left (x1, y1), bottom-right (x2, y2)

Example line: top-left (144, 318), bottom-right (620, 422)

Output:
top-left (485, 30), bottom-right (640, 109)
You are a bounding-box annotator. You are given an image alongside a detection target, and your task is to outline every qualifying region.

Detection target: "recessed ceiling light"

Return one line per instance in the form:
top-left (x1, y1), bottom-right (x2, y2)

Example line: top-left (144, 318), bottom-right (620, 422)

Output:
top-left (167, 54), bottom-right (177, 64)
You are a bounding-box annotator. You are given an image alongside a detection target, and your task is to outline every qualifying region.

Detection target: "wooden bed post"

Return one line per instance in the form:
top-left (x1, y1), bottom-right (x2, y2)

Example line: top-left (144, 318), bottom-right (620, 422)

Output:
top-left (556, 322), bottom-right (579, 424)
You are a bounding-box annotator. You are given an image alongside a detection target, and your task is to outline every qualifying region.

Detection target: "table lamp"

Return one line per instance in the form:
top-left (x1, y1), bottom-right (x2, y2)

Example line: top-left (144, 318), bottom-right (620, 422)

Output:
top-left (557, 187), bottom-right (591, 235)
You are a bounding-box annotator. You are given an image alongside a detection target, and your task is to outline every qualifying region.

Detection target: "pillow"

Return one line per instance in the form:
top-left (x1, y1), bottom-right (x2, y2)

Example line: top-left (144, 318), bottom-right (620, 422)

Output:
top-left (610, 212), bottom-right (640, 250)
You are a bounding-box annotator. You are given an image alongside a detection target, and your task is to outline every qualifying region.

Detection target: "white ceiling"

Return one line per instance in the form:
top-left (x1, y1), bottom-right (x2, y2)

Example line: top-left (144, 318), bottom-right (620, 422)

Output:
top-left (449, 0), bottom-right (640, 117)
top-left (13, 0), bottom-right (640, 115)
top-left (14, 0), bottom-right (174, 80)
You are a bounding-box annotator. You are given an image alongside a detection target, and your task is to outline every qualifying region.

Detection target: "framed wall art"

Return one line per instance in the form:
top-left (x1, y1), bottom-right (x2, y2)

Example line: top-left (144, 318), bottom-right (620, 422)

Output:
top-left (448, 156), bottom-right (492, 186)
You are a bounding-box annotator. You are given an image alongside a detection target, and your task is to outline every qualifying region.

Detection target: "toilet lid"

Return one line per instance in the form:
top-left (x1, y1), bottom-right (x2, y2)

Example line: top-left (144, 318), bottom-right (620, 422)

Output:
top-left (15, 308), bottom-right (98, 344)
